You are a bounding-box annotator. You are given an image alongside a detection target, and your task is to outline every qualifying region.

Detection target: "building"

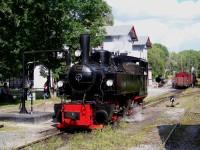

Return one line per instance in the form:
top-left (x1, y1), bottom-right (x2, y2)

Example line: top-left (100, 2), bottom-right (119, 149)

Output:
top-left (102, 25), bottom-right (152, 85)
top-left (103, 25), bottom-right (138, 55)
top-left (102, 25), bottom-right (151, 61)
top-left (33, 65), bottom-right (48, 90)
top-left (132, 36), bottom-right (152, 60)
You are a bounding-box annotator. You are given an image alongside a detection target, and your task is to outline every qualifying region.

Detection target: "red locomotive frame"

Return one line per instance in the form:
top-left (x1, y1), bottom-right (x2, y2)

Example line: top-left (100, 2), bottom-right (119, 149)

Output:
top-left (57, 103), bottom-right (103, 129)
top-left (56, 96), bottom-right (144, 130)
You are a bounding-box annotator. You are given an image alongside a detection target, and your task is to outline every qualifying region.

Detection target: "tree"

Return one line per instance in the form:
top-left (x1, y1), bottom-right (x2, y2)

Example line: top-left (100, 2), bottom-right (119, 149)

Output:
top-left (148, 42), bottom-right (200, 79)
top-left (0, 0), bottom-right (113, 80)
top-left (166, 50), bottom-right (200, 77)
top-left (148, 43), bottom-right (169, 78)
top-left (177, 50), bottom-right (200, 73)
top-left (166, 52), bottom-right (179, 75)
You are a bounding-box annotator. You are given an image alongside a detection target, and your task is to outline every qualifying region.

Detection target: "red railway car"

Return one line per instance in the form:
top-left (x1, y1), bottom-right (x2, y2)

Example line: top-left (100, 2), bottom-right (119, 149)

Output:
top-left (172, 72), bottom-right (195, 88)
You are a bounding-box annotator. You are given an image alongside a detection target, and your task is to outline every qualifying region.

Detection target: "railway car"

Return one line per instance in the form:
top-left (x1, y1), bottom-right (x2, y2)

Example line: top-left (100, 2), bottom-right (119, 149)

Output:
top-left (172, 72), bottom-right (196, 88)
top-left (54, 34), bottom-right (148, 129)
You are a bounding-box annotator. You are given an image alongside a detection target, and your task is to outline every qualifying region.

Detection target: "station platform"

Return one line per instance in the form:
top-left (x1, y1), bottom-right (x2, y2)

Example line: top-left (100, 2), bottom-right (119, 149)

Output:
top-left (0, 112), bottom-right (53, 123)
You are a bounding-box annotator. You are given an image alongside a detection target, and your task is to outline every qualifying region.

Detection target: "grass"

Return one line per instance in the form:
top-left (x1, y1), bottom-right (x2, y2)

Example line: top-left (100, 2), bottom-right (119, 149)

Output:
top-left (144, 92), bottom-right (176, 105)
top-left (178, 92), bottom-right (200, 112)
top-left (0, 98), bottom-right (60, 111)
top-left (195, 78), bottom-right (200, 88)
top-left (181, 113), bottom-right (200, 125)
top-left (145, 87), bottom-right (200, 106)
top-left (2, 85), bottom-right (199, 149)
top-left (25, 136), bottom-right (65, 150)
top-left (62, 123), bottom-right (155, 150)
top-left (53, 88), bottom-right (200, 149)
top-left (26, 122), bottom-right (155, 150)
top-left (173, 88), bottom-right (200, 124)
top-left (0, 121), bottom-right (22, 132)
top-left (28, 88), bottom-right (200, 150)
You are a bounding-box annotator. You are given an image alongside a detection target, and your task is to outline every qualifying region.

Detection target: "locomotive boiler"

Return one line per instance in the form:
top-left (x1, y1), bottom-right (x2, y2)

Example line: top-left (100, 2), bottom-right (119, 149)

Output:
top-left (54, 34), bottom-right (148, 129)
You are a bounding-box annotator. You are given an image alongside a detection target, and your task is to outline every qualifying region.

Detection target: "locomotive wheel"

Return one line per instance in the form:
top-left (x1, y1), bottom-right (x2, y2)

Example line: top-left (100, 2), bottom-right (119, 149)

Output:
top-left (123, 99), bottom-right (132, 117)
top-left (111, 119), bottom-right (120, 129)
top-left (172, 83), bottom-right (175, 88)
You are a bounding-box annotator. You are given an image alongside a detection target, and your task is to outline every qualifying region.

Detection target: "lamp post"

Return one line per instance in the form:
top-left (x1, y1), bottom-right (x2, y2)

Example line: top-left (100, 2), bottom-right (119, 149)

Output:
top-left (19, 49), bottom-right (68, 114)
top-left (20, 53), bottom-right (28, 114)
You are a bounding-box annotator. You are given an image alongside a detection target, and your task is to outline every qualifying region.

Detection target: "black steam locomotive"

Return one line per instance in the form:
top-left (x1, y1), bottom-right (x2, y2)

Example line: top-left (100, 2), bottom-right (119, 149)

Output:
top-left (54, 34), bottom-right (148, 129)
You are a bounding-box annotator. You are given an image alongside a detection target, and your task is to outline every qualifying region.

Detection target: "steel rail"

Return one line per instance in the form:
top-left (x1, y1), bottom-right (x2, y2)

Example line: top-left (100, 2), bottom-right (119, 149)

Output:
top-left (144, 90), bottom-right (200, 108)
top-left (14, 130), bottom-right (64, 150)
top-left (14, 90), bottom-right (200, 149)
top-left (162, 123), bottom-right (179, 146)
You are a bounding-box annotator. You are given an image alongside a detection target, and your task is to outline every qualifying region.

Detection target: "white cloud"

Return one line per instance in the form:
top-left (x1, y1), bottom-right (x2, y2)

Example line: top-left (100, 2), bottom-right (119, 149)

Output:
top-left (105, 0), bottom-right (200, 51)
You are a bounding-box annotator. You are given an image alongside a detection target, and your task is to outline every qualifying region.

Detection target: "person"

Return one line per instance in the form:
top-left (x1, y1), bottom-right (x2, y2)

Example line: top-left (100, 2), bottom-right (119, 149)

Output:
top-left (52, 80), bottom-right (57, 98)
top-left (170, 96), bottom-right (176, 107)
top-left (1, 83), bottom-right (9, 94)
top-left (1, 83), bottom-right (14, 103)
top-left (43, 82), bottom-right (49, 100)
top-left (27, 81), bottom-right (33, 100)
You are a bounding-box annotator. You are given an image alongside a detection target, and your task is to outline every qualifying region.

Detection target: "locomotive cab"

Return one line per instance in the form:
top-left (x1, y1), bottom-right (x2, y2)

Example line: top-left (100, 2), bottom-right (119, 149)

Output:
top-left (91, 50), bottom-right (112, 66)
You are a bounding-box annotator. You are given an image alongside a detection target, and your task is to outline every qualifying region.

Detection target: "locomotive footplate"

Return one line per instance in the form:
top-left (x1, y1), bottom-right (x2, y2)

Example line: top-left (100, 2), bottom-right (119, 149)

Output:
top-left (57, 103), bottom-right (103, 130)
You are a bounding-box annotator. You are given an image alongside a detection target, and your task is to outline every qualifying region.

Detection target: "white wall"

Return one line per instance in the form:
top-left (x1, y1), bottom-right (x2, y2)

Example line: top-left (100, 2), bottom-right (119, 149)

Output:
top-left (103, 35), bottom-right (148, 60)
top-left (128, 50), bottom-right (142, 58)
top-left (131, 45), bottom-right (148, 60)
top-left (33, 65), bottom-right (47, 90)
top-left (143, 48), bottom-right (148, 60)
top-left (103, 35), bottom-right (133, 54)
top-left (148, 69), bottom-right (153, 86)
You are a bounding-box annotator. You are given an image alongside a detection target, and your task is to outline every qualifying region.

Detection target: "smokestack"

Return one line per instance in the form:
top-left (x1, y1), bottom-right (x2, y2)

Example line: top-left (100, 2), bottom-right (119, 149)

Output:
top-left (80, 34), bottom-right (90, 64)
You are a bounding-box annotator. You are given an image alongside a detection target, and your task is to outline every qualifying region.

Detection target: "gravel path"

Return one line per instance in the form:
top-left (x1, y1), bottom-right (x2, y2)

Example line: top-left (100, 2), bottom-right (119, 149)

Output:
top-left (147, 86), bottom-right (178, 97)
top-left (0, 87), bottom-right (197, 149)
top-left (0, 120), bottom-right (56, 149)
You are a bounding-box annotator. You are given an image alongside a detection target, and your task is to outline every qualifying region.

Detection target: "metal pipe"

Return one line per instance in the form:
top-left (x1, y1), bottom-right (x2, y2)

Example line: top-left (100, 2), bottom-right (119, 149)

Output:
top-left (20, 53), bottom-right (28, 114)
top-left (80, 34), bottom-right (90, 64)
top-left (31, 92), bottom-right (33, 114)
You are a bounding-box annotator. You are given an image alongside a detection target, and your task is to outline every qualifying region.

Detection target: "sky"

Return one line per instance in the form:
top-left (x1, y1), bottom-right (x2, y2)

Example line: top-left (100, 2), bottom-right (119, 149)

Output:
top-left (105, 0), bottom-right (200, 52)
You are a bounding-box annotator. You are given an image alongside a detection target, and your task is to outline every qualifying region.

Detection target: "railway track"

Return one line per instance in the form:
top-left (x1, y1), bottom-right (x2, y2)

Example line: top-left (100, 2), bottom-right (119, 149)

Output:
top-left (161, 111), bottom-right (200, 148)
top-left (145, 90), bottom-right (200, 147)
top-left (144, 90), bottom-right (200, 108)
top-left (15, 129), bottom-right (64, 150)
top-left (162, 123), bottom-right (180, 146)
top-left (14, 89), bottom-right (200, 149)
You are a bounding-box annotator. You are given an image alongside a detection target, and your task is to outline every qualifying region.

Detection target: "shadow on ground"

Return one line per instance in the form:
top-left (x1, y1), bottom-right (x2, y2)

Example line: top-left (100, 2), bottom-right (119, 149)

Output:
top-left (157, 124), bottom-right (200, 150)
top-left (0, 99), bottom-right (20, 106)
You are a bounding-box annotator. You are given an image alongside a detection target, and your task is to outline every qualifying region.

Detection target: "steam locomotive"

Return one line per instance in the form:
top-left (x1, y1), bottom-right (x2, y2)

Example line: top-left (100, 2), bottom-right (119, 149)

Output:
top-left (54, 34), bottom-right (148, 129)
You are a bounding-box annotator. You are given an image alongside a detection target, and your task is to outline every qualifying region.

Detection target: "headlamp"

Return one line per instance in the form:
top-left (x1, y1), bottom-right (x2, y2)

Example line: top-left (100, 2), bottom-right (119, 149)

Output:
top-left (57, 81), bottom-right (64, 87)
top-left (75, 50), bottom-right (81, 57)
top-left (106, 80), bottom-right (113, 87)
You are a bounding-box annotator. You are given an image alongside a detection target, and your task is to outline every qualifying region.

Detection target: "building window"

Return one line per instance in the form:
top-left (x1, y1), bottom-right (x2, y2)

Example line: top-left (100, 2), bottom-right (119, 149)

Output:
top-left (105, 36), bottom-right (113, 42)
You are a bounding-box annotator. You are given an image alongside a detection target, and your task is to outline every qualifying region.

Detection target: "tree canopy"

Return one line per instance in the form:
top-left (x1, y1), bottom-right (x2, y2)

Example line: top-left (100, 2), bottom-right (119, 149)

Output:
top-left (0, 0), bottom-right (113, 80)
top-left (167, 50), bottom-right (200, 75)
top-left (148, 43), bottom-right (169, 78)
top-left (148, 43), bottom-right (200, 78)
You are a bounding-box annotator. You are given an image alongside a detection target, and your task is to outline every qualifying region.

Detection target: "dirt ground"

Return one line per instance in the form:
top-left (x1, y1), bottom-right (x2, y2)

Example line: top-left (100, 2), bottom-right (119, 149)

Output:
top-left (0, 120), bottom-right (56, 149)
top-left (0, 87), bottom-right (199, 149)
top-left (0, 100), bottom-right (56, 113)
top-left (0, 100), bottom-right (57, 149)
top-left (130, 87), bottom-right (200, 150)
top-left (147, 85), bottom-right (178, 97)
